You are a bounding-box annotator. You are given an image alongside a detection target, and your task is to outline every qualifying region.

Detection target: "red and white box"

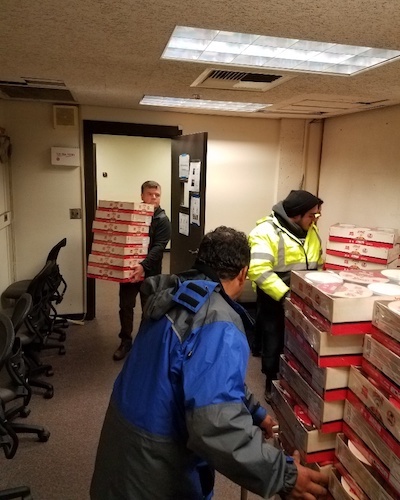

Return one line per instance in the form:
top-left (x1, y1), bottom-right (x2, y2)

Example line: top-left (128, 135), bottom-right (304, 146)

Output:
top-left (325, 253), bottom-right (398, 271)
top-left (329, 467), bottom-right (364, 500)
top-left (93, 232), bottom-right (150, 247)
top-left (283, 345), bottom-right (349, 401)
top-left (92, 220), bottom-right (150, 234)
top-left (361, 359), bottom-right (400, 405)
top-left (329, 224), bottom-right (400, 247)
top-left (88, 254), bottom-right (143, 269)
top-left (95, 209), bottom-right (152, 226)
top-left (326, 240), bottom-right (399, 265)
top-left (348, 366), bottom-right (400, 442)
top-left (373, 301), bottom-right (400, 344)
top-left (290, 270), bottom-right (399, 324)
top-left (271, 381), bottom-right (336, 463)
top-left (91, 242), bottom-right (148, 257)
top-left (286, 299), bottom-right (364, 357)
top-left (279, 355), bottom-right (345, 431)
top-left (290, 292), bottom-right (372, 335)
top-left (98, 200), bottom-right (154, 214)
top-left (87, 264), bottom-right (137, 282)
top-left (335, 433), bottom-right (396, 500)
top-left (343, 394), bottom-right (400, 488)
top-left (363, 334), bottom-right (400, 387)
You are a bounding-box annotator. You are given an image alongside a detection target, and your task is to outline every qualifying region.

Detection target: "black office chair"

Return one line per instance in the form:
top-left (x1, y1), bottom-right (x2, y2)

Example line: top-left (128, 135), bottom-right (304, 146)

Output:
top-left (1, 238), bottom-right (67, 304)
top-left (0, 311), bottom-right (50, 450)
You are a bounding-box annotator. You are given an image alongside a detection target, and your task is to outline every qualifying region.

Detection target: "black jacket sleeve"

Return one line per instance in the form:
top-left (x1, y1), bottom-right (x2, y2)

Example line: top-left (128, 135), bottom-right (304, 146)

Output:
top-left (141, 209), bottom-right (171, 276)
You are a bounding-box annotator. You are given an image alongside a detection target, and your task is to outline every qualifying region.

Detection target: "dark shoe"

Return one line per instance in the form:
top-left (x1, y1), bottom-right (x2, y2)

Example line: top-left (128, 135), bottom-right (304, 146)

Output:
top-left (264, 389), bottom-right (272, 403)
top-left (113, 341), bottom-right (132, 361)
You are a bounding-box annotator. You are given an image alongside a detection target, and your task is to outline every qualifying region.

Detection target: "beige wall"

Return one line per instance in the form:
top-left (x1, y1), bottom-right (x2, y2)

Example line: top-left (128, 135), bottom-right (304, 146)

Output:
top-left (3, 101), bottom-right (309, 314)
top-left (318, 105), bottom-right (400, 249)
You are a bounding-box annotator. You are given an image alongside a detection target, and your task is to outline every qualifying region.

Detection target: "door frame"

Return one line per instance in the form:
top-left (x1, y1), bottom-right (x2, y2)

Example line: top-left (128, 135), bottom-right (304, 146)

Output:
top-left (83, 120), bottom-right (181, 320)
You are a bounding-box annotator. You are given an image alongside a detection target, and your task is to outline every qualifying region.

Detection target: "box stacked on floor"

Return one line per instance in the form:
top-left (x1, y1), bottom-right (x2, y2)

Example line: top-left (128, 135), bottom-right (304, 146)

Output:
top-left (87, 200), bottom-right (153, 282)
top-left (271, 268), bottom-right (400, 480)
top-left (331, 298), bottom-right (400, 499)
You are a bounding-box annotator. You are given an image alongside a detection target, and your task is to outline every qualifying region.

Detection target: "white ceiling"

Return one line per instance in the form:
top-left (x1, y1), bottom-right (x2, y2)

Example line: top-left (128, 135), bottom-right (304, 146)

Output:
top-left (2, 0), bottom-right (400, 119)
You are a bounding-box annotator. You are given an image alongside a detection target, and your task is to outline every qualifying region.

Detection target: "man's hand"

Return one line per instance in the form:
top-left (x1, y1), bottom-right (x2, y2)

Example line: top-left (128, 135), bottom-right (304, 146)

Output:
top-left (259, 414), bottom-right (277, 439)
top-left (130, 264), bottom-right (145, 283)
top-left (286, 451), bottom-right (329, 499)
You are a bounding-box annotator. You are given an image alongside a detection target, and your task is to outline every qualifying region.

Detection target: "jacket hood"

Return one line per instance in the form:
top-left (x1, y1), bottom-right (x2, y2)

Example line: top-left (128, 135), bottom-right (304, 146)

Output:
top-left (271, 201), bottom-right (308, 239)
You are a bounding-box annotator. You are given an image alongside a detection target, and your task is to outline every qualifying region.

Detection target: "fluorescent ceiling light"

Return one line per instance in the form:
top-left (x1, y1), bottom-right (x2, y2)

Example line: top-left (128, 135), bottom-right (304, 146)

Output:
top-left (162, 27), bottom-right (400, 75)
top-left (140, 96), bottom-right (270, 112)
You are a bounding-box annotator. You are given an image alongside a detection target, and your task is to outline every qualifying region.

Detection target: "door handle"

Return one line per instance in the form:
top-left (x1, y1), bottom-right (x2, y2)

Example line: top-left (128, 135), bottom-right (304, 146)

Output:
top-left (188, 249), bottom-right (198, 254)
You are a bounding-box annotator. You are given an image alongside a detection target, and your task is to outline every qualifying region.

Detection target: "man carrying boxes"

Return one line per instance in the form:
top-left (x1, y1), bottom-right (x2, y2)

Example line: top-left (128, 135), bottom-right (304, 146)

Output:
top-left (113, 180), bottom-right (171, 360)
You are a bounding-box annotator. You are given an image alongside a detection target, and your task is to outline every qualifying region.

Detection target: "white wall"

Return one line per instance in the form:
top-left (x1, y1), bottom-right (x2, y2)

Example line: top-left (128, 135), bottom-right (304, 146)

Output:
top-left (3, 101), bottom-right (84, 314)
top-left (94, 134), bottom-right (171, 221)
top-left (318, 105), bottom-right (400, 249)
top-left (2, 101), bottom-right (311, 314)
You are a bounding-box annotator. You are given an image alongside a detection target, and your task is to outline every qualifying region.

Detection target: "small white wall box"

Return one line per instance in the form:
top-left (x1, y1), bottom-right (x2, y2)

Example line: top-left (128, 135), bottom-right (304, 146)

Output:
top-left (51, 147), bottom-right (80, 167)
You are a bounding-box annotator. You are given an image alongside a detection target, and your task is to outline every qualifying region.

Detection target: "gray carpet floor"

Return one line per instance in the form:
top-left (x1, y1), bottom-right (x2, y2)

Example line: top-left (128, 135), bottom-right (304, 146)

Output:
top-left (0, 257), bottom-right (277, 499)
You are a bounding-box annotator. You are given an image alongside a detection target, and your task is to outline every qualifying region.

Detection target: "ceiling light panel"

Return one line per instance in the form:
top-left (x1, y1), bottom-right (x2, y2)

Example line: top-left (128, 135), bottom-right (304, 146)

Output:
top-left (140, 96), bottom-right (270, 112)
top-left (162, 27), bottom-right (400, 75)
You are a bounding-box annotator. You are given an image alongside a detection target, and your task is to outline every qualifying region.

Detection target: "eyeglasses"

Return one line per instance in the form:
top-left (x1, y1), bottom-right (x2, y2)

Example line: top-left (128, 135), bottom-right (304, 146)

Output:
top-left (309, 212), bottom-right (321, 219)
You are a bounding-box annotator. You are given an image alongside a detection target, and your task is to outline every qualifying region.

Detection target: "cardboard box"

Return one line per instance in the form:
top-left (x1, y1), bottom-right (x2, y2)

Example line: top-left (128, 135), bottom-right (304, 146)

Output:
top-left (270, 381), bottom-right (336, 462)
top-left (361, 359), bottom-right (400, 404)
top-left (95, 209), bottom-right (152, 226)
top-left (335, 434), bottom-right (396, 500)
top-left (92, 220), bottom-right (150, 234)
top-left (348, 367), bottom-right (400, 442)
top-left (372, 301), bottom-right (400, 344)
top-left (279, 355), bottom-right (345, 430)
top-left (98, 200), bottom-right (154, 214)
top-left (88, 254), bottom-right (143, 269)
top-left (87, 264), bottom-right (137, 282)
top-left (343, 397), bottom-right (400, 486)
top-left (329, 224), bottom-right (400, 246)
top-left (326, 240), bottom-right (399, 265)
top-left (91, 242), bottom-right (148, 256)
top-left (290, 270), bottom-right (397, 323)
top-left (284, 346), bottom-right (348, 400)
top-left (93, 232), bottom-right (150, 247)
top-left (325, 253), bottom-right (398, 271)
top-left (363, 335), bottom-right (400, 387)
top-left (329, 468), bottom-right (361, 500)
top-left (291, 293), bottom-right (372, 335)
top-left (286, 299), bottom-right (364, 356)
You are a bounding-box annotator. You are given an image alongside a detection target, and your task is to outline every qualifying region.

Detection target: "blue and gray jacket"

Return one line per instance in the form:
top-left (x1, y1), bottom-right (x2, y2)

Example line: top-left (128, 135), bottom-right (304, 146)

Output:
top-left (90, 268), bottom-right (297, 500)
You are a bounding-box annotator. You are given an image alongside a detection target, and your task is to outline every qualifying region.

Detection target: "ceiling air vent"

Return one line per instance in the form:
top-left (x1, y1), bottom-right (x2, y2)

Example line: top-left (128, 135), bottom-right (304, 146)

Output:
top-left (191, 69), bottom-right (295, 92)
top-left (0, 78), bottom-right (75, 103)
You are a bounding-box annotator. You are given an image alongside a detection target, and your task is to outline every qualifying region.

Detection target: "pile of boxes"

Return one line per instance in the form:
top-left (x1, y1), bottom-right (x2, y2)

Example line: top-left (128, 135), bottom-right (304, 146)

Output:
top-left (270, 268), bottom-right (400, 496)
top-left (87, 200), bottom-right (153, 282)
top-left (326, 223), bottom-right (399, 271)
top-left (330, 300), bottom-right (400, 499)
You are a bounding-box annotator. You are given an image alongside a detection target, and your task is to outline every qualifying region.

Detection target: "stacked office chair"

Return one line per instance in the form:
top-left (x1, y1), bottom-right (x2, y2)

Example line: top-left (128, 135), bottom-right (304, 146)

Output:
top-left (1, 238), bottom-right (68, 342)
top-left (0, 305), bottom-right (48, 500)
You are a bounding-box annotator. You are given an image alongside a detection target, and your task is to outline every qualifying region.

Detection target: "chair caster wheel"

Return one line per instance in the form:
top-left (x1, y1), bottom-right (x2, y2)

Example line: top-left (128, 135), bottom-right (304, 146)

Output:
top-left (44, 388), bottom-right (54, 399)
top-left (38, 430), bottom-right (50, 442)
top-left (20, 408), bottom-right (31, 418)
top-left (59, 333), bottom-right (66, 342)
top-left (46, 369), bottom-right (54, 377)
top-left (59, 347), bottom-right (66, 355)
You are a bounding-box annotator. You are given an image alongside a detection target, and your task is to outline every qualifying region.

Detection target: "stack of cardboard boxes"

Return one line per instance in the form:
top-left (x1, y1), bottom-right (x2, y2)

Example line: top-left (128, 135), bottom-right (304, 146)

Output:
top-left (325, 224), bottom-right (399, 271)
top-left (329, 299), bottom-right (400, 499)
top-left (87, 200), bottom-right (153, 282)
top-left (270, 268), bottom-right (400, 491)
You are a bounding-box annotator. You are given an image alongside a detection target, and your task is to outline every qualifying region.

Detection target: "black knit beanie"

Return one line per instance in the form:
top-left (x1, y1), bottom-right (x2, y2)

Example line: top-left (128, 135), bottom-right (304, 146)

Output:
top-left (282, 190), bottom-right (323, 217)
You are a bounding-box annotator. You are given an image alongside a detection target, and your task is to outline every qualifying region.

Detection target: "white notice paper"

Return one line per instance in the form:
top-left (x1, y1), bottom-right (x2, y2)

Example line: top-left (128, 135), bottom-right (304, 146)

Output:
top-left (179, 154), bottom-right (190, 180)
top-left (179, 212), bottom-right (189, 236)
top-left (190, 195), bottom-right (200, 226)
top-left (188, 161), bottom-right (201, 192)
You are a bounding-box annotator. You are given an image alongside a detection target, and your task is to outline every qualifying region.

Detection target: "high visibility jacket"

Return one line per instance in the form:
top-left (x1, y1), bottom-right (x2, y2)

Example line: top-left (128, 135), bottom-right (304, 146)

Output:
top-left (248, 213), bottom-right (323, 301)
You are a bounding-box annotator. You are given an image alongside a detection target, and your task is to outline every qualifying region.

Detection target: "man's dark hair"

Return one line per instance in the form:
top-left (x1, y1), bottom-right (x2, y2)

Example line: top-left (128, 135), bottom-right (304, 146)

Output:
top-left (197, 226), bottom-right (250, 280)
top-left (141, 180), bottom-right (160, 193)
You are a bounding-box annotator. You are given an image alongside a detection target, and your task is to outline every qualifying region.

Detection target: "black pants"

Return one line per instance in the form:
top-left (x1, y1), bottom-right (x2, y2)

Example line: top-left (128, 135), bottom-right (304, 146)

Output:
top-left (118, 282), bottom-right (145, 341)
top-left (255, 288), bottom-right (285, 384)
